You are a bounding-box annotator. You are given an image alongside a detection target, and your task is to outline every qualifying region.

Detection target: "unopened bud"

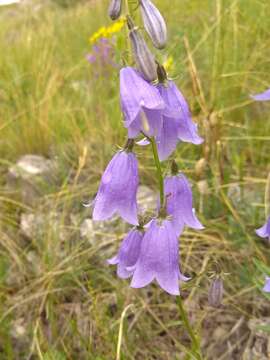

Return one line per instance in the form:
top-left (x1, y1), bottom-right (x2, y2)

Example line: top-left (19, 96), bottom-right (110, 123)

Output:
top-left (195, 158), bottom-right (207, 177)
top-left (127, 16), bottom-right (157, 82)
top-left (139, 0), bottom-right (167, 49)
top-left (197, 179), bottom-right (209, 195)
top-left (108, 0), bottom-right (122, 20)
top-left (208, 277), bottom-right (223, 308)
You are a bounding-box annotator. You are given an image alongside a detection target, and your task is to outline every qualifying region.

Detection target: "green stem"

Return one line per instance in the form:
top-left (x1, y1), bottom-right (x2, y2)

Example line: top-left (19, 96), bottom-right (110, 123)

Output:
top-left (149, 137), bottom-right (164, 207)
top-left (124, 0), bottom-right (132, 65)
top-left (177, 297), bottom-right (203, 360)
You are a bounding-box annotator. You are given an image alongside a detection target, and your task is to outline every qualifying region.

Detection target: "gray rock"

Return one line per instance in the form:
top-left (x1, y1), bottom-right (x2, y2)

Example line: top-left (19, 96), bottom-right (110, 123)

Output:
top-left (20, 213), bottom-right (44, 238)
top-left (7, 155), bottom-right (56, 205)
top-left (20, 211), bottom-right (66, 242)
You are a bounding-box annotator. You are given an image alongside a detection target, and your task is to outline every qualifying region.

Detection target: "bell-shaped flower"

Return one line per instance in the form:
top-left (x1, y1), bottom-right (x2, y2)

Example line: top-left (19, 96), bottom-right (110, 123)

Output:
top-left (164, 173), bottom-right (204, 235)
top-left (93, 150), bottom-right (139, 225)
top-left (250, 88), bottom-right (270, 102)
top-left (108, 227), bottom-right (144, 279)
top-left (255, 216), bottom-right (270, 240)
top-left (262, 276), bottom-right (270, 293)
top-left (120, 67), bottom-right (164, 138)
top-left (157, 81), bottom-right (203, 146)
top-left (131, 219), bottom-right (188, 295)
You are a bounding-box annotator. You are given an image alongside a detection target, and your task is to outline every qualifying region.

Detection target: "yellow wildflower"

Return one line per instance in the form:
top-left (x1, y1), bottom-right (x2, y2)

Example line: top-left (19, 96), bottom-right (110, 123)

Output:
top-left (89, 18), bottom-right (126, 44)
top-left (163, 56), bottom-right (174, 73)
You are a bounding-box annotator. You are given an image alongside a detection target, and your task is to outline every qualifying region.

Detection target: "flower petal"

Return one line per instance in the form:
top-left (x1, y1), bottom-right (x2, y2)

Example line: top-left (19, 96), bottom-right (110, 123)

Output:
top-left (250, 88), bottom-right (270, 102)
top-left (156, 116), bottom-right (179, 161)
top-left (92, 151), bottom-right (139, 224)
top-left (263, 276), bottom-right (270, 293)
top-left (120, 67), bottom-right (164, 125)
top-left (158, 81), bottom-right (203, 145)
top-left (256, 217), bottom-right (270, 238)
top-left (131, 219), bottom-right (180, 295)
top-left (165, 174), bottom-right (204, 233)
top-left (108, 228), bottom-right (144, 279)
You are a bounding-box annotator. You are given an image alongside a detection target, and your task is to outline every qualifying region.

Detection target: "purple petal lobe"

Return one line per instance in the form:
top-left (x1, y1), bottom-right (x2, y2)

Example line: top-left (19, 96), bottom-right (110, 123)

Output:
top-left (158, 81), bottom-right (203, 145)
top-left (251, 88), bottom-right (270, 102)
top-left (108, 228), bottom-right (144, 279)
top-left (120, 67), bottom-right (164, 137)
top-left (131, 219), bottom-right (184, 295)
top-left (255, 217), bottom-right (270, 239)
top-left (93, 150), bottom-right (139, 225)
top-left (164, 173), bottom-right (204, 235)
top-left (156, 116), bottom-right (179, 161)
top-left (262, 276), bottom-right (270, 293)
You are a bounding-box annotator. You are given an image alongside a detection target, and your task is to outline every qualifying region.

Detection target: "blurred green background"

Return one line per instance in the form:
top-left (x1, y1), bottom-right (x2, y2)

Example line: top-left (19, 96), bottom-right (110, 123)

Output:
top-left (0, 0), bottom-right (270, 359)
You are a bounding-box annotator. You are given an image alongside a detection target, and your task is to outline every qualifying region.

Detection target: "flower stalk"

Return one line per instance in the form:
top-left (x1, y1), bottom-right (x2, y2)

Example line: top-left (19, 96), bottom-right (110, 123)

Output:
top-left (177, 297), bottom-right (203, 360)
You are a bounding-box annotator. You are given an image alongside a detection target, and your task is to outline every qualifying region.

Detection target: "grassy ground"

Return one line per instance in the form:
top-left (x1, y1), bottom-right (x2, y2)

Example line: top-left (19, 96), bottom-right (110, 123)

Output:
top-left (0, 0), bottom-right (270, 359)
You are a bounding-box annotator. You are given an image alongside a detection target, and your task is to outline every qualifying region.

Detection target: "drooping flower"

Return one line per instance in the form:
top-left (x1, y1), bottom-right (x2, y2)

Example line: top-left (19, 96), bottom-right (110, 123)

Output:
top-left (250, 88), bottom-right (270, 102)
top-left (136, 67), bottom-right (203, 161)
top-left (131, 219), bottom-right (188, 295)
top-left (255, 216), bottom-right (270, 241)
top-left (92, 149), bottom-right (139, 225)
top-left (262, 276), bottom-right (270, 293)
top-left (158, 81), bottom-right (203, 145)
top-left (164, 172), bottom-right (204, 235)
top-left (120, 67), bottom-right (164, 138)
top-left (108, 227), bottom-right (144, 279)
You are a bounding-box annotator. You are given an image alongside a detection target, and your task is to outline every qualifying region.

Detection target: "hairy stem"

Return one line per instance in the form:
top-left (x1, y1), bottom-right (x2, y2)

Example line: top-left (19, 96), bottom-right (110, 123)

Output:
top-left (177, 297), bottom-right (203, 360)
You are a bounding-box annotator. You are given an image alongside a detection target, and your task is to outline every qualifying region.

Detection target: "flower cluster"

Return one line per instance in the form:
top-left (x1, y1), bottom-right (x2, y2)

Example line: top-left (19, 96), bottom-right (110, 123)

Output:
top-left (88, 0), bottom-right (204, 296)
top-left (89, 18), bottom-right (125, 44)
top-left (86, 38), bottom-right (116, 71)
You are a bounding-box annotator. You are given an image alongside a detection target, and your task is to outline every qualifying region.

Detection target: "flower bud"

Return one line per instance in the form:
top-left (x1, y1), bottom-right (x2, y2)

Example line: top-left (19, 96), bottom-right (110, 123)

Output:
top-left (139, 0), bottom-right (167, 49)
top-left (195, 158), bottom-right (207, 178)
top-left (127, 16), bottom-right (157, 82)
top-left (208, 277), bottom-right (223, 308)
top-left (108, 0), bottom-right (122, 20)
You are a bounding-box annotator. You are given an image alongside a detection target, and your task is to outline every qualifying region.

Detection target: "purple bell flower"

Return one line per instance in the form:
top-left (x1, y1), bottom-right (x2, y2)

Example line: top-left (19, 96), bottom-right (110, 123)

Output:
top-left (158, 81), bottom-right (203, 146)
top-left (93, 150), bottom-right (139, 225)
top-left (120, 67), bottom-right (164, 138)
top-left (262, 276), bottom-right (270, 293)
top-left (131, 219), bottom-right (189, 295)
top-left (250, 88), bottom-right (270, 101)
top-left (164, 173), bottom-right (204, 235)
top-left (108, 227), bottom-right (144, 279)
top-left (256, 216), bottom-right (270, 240)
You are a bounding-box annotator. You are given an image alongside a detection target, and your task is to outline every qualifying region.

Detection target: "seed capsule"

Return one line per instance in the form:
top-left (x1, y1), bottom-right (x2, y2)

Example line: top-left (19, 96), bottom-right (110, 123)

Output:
top-left (108, 0), bottom-right (122, 20)
top-left (127, 16), bottom-right (157, 82)
top-left (208, 277), bottom-right (223, 308)
top-left (139, 0), bottom-right (167, 49)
